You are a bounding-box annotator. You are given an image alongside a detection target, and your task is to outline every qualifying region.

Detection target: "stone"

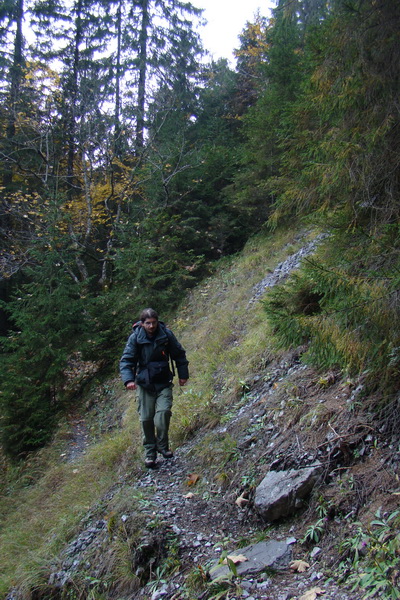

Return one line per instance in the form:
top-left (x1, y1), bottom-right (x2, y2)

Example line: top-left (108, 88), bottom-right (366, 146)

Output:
top-left (254, 464), bottom-right (321, 521)
top-left (286, 536), bottom-right (297, 545)
top-left (209, 540), bottom-right (292, 581)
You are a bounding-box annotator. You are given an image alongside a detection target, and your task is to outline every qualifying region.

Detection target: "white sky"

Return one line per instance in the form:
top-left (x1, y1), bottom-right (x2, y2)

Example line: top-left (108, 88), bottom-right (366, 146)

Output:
top-left (195, 0), bottom-right (276, 64)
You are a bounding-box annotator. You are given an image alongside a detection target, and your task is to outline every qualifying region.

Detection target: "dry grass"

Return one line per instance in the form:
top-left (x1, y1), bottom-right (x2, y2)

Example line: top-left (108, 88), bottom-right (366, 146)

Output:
top-left (0, 394), bottom-right (141, 596)
top-left (169, 227), bottom-right (310, 444)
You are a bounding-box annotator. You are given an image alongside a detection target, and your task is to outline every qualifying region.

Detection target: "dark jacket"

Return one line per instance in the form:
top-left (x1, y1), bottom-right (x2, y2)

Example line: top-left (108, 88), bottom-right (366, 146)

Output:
top-left (119, 321), bottom-right (189, 390)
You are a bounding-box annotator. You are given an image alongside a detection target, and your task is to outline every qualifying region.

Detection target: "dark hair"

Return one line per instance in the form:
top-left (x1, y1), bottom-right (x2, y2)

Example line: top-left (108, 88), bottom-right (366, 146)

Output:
top-left (140, 308), bottom-right (159, 322)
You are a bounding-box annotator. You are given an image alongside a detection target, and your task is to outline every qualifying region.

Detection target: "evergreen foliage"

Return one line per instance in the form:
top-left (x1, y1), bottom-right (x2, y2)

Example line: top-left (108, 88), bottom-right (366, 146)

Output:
top-left (263, 225), bottom-right (400, 391)
top-left (0, 246), bottom-right (93, 456)
top-left (233, 4), bottom-right (304, 223)
top-left (269, 0), bottom-right (400, 224)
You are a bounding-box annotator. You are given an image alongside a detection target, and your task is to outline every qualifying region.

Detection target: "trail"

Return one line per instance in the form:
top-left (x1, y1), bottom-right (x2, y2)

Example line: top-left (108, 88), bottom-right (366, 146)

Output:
top-left (127, 367), bottom-right (362, 600)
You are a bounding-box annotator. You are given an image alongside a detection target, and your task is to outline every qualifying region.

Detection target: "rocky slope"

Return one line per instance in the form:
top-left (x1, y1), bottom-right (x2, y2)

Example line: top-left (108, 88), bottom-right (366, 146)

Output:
top-left (26, 349), bottom-right (399, 600)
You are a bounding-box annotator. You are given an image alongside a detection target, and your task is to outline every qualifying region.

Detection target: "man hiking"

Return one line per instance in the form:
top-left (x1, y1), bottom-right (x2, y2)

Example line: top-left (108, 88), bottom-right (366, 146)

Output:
top-left (120, 308), bottom-right (189, 468)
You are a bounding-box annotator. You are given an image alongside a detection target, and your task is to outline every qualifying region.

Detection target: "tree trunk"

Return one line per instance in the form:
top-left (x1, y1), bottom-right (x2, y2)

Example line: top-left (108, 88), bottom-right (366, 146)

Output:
top-left (3, 0), bottom-right (24, 188)
top-left (67, 0), bottom-right (83, 202)
top-left (114, 0), bottom-right (123, 158)
top-left (136, 0), bottom-right (149, 152)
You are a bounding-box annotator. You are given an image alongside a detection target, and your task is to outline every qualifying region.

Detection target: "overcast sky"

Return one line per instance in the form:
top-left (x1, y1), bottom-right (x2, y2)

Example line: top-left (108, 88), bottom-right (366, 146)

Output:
top-left (195, 0), bottom-right (275, 64)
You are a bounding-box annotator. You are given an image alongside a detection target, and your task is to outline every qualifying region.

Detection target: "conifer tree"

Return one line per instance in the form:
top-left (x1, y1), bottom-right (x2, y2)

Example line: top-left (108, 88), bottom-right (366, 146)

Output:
top-left (0, 240), bottom-right (94, 456)
top-left (269, 0), bottom-right (400, 223)
top-left (234, 11), bottom-right (269, 114)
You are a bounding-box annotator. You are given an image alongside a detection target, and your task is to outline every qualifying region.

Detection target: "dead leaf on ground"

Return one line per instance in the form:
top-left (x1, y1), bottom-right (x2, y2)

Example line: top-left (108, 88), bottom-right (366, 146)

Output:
top-left (299, 587), bottom-right (325, 600)
top-left (222, 554), bottom-right (248, 565)
top-left (183, 492), bottom-right (194, 499)
top-left (290, 559), bottom-right (310, 572)
top-left (235, 492), bottom-right (249, 508)
top-left (187, 473), bottom-right (200, 486)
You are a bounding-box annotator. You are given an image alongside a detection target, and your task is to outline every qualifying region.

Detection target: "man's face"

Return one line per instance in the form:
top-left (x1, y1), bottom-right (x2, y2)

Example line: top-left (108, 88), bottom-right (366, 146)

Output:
top-left (142, 317), bottom-right (158, 337)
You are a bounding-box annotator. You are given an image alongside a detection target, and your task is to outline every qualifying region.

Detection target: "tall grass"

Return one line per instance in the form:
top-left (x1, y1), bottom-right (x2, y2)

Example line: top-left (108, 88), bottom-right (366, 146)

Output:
top-left (262, 225), bottom-right (400, 393)
top-left (0, 397), bottom-right (141, 597)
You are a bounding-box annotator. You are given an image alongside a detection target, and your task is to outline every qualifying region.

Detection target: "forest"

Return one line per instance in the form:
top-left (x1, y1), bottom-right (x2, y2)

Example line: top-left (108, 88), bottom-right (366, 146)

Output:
top-left (1, 0), bottom-right (399, 466)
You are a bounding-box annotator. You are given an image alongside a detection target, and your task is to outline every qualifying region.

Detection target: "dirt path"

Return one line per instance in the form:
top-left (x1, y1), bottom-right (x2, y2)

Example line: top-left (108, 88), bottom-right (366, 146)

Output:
top-left (131, 433), bottom-right (362, 600)
top-left (51, 363), bottom-right (369, 600)
top-left (64, 414), bottom-right (91, 462)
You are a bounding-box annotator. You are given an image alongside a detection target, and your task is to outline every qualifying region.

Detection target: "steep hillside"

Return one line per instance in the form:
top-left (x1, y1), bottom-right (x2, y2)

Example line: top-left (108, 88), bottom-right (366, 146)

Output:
top-left (1, 226), bottom-right (399, 600)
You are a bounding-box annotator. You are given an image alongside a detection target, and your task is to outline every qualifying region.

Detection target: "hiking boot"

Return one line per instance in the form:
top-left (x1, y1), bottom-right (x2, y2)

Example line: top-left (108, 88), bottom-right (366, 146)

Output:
top-left (145, 457), bottom-right (157, 468)
top-left (159, 449), bottom-right (173, 459)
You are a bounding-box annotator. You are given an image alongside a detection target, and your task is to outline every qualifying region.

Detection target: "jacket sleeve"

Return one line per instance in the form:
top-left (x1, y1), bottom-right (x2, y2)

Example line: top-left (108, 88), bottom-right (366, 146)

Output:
top-left (119, 332), bottom-right (139, 385)
top-left (167, 329), bottom-right (189, 380)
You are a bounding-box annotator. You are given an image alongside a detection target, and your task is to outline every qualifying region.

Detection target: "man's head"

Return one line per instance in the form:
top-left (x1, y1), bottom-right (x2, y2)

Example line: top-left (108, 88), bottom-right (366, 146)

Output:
top-left (140, 308), bottom-right (159, 337)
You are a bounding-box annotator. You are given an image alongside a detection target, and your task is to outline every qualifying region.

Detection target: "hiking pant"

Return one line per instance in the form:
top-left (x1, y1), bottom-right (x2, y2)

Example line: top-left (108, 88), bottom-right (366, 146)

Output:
top-left (136, 385), bottom-right (173, 459)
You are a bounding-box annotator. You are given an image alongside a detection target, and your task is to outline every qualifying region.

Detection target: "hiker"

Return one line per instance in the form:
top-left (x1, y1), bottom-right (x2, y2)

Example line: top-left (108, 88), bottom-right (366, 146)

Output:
top-left (119, 308), bottom-right (189, 468)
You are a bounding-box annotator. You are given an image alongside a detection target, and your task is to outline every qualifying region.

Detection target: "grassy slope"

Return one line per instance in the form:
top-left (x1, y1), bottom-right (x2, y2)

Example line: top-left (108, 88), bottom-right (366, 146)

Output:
top-left (0, 225), bottom-right (308, 595)
top-left (3, 223), bottom-right (396, 598)
top-left (169, 226), bottom-right (315, 440)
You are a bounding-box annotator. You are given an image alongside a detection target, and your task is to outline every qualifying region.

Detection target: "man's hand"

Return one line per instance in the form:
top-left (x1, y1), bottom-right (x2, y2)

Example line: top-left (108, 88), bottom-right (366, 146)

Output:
top-left (126, 381), bottom-right (137, 391)
top-left (179, 379), bottom-right (188, 386)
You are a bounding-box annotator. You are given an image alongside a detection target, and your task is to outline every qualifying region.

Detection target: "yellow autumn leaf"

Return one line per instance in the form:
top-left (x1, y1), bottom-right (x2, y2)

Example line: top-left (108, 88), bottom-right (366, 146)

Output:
top-left (290, 559), bottom-right (310, 573)
top-left (235, 492), bottom-right (249, 508)
top-left (187, 473), bottom-right (200, 486)
top-left (222, 554), bottom-right (248, 565)
top-left (299, 587), bottom-right (325, 600)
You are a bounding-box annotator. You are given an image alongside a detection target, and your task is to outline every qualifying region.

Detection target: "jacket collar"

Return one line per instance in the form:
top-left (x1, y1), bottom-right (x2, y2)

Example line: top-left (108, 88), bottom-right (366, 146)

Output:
top-left (135, 322), bottom-right (168, 344)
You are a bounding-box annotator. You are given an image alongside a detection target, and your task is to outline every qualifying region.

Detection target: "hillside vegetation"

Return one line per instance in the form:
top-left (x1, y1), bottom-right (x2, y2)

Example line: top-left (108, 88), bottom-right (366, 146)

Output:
top-left (1, 0), bottom-right (400, 597)
top-left (1, 224), bottom-right (399, 600)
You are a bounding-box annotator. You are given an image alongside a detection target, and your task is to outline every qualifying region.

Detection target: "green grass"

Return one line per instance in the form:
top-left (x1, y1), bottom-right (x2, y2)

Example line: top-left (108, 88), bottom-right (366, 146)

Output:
top-left (0, 397), bottom-right (142, 597)
top-left (170, 226), bottom-right (312, 444)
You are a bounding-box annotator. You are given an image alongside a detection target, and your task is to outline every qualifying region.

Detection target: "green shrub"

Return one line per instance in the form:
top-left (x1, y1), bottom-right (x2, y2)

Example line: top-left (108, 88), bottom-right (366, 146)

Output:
top-left (262, 227), bottom-right (400, 391)
top-left (339, 509), bottom-right (400, 599)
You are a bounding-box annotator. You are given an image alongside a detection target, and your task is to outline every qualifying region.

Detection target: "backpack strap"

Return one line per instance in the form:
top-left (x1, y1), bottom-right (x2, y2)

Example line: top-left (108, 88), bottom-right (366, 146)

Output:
top-left (164, 329), bottom-right (176, 377)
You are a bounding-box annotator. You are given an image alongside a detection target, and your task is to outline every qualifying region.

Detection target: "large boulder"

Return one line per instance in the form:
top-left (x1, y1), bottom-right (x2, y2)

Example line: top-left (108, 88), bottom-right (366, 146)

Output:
top-left (254, 464), bottom-right (321, 521)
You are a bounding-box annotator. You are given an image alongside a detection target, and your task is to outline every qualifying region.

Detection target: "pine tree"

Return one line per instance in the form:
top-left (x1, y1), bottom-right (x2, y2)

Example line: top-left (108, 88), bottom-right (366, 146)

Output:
top-left (269, 0), bottom-right (400, 223)
top-left (0, 241), bottom-right (94, 457)
top-left (234, 11), bottom-right (269, 114)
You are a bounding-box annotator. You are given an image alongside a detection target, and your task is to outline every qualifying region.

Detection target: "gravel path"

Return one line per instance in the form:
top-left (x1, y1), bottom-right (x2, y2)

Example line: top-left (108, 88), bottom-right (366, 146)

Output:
top-left (131, 448), bottom-right (362, 600)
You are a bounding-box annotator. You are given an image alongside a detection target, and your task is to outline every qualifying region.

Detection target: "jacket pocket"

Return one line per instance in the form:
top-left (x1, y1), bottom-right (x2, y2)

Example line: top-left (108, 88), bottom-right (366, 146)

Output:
top-left (136, 360), bottom-right (171, 387)
top-left (147, 360), bottom-right (171, 383)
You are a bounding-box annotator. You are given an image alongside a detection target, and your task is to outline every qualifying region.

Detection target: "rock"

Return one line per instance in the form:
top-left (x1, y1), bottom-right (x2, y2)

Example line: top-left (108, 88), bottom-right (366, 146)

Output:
top-left (209, 540), bottom-right (292, 581)
top-left (254, 464), bottom-right (321, 521)
top-left (171, 524), bottom-right (181, 535)
top-left (286, 536), bottom-right (297, 545)
top-left (256, 579), bottom-right (271, 589)
top-left (151, 584), bottom-right (168, 600)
